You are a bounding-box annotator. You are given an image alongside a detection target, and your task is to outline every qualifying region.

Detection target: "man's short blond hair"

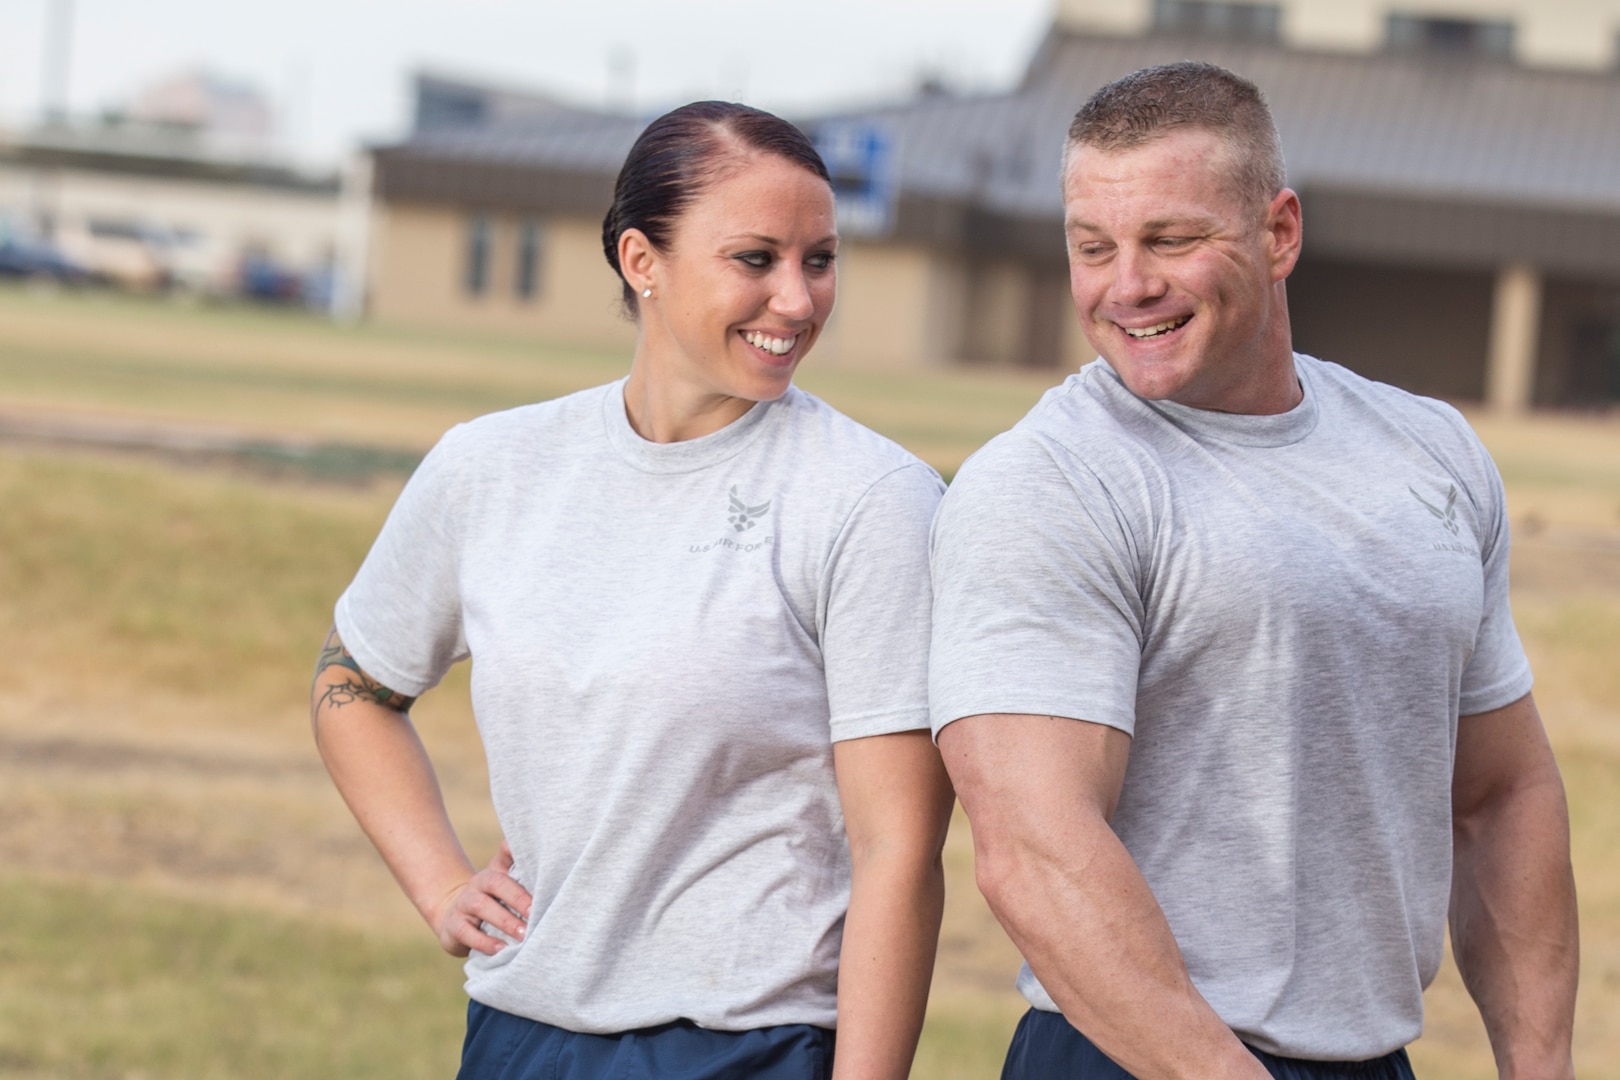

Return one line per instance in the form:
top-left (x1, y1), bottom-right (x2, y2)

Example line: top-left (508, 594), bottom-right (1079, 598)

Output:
top-left (1063, 61), bottom-right (1287, 214)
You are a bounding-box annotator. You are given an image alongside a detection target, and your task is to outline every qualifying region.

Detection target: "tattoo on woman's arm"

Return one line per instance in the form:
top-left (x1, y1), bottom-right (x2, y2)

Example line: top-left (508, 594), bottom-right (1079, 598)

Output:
top-left (312, 629), bottom-right (418, 712)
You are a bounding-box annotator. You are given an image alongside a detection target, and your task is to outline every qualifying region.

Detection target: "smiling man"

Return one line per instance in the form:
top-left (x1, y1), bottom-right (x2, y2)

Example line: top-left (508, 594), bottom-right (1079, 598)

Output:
top-left (930, 63), bottom-right (1578, 1080)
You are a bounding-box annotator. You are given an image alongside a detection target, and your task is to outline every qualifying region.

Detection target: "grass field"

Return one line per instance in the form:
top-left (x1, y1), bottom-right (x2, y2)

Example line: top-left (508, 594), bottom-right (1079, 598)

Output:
top-left (1, 286), bottom-right (1617, 1078)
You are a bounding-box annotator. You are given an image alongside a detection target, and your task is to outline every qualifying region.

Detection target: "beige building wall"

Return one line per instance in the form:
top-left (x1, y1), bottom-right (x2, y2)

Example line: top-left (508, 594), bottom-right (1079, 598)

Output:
top-left (1060, 284), bottom-right (1100, 371)
top-left (368, 202), bottom-right (634, 349)
top-left (1286, 0), bottom-right (1620, 67)
top-left (816, 240), bottom-right (956, 369)
top-left (1053, 0), bottom-right (1153, 34)
top-left (965, 261), bottom-right (1035, 365)
top-left (364, 199), bottom-right (1115, 374)
top-left (1053, 0), bottom-right (1620, 68)
top-left (368, 206), bottom-right (962, 371)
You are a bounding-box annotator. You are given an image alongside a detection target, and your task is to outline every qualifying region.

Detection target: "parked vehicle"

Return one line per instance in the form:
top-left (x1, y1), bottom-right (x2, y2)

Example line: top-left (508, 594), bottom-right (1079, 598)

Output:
top-left (57, 218), bottom-right (169, 291)
top-left (0, 217), bottom-right (92, 283)
top-left (236, 251), bottom-right (308, 304)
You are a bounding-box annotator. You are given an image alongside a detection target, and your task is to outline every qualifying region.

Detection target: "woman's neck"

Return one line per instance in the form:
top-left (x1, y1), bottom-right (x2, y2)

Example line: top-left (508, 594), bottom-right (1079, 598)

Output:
top-left (621, 355), bottom-right (757, 443)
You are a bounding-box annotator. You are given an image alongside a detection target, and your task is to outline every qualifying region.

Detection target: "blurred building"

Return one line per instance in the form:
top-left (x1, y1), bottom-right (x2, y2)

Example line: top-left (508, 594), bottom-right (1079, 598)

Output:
top-left (0, 69), bottom-right (337, 298)
top-left (124, 69), bottom-right (277, 160)
top-left (1061, 0), bottom-right (1620, 71)
top-left (356, 1), bottom-right (1620, 408)
top-left (351, 74), bottom-right (644, 342)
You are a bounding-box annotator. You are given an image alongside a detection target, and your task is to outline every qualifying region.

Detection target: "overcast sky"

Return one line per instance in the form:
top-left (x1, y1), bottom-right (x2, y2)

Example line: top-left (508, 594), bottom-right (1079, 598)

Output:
top-left (0, 0), bottom-right (1054, 166)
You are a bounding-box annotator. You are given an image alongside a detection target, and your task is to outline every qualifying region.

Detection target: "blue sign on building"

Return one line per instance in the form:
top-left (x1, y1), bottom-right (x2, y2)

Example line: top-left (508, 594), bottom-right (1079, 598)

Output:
top-left (811, 121), bottom-right (898, 239)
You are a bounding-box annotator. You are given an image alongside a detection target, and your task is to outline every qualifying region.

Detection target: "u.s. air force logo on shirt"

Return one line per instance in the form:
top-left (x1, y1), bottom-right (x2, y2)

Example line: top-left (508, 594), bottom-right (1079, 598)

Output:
top-left (728, 486), bottom-right (770, 532)
top-left (1408, 482), bottom-right (1460, 535)
top-left (690, 485), bottom-right (776, 554)
top-left (1409, 479), bottom-right (1476, 555)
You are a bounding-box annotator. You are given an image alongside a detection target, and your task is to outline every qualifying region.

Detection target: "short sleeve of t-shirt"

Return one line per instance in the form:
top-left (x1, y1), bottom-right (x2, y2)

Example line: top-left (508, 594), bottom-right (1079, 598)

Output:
top-left (928, 433), bottom-right (1143, 737)
top-left (1458, 427), bottom-right (1533, 717)
top-left (333, 427), bottom-right (471, 698)
top-left (820, 462), bottom-right (944, 742)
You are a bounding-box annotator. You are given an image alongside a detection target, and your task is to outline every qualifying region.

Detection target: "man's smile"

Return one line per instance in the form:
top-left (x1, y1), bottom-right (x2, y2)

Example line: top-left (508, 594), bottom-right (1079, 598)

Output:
top-left (1121, 315), bottom-right (1192, 340)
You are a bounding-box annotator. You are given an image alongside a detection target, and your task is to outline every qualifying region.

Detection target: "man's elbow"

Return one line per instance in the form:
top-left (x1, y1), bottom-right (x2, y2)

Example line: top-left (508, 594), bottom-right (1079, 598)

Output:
top-left (1454, 759), bottom-right (1570, 845)
top-left (965, 814), bottom-right (1042, 924)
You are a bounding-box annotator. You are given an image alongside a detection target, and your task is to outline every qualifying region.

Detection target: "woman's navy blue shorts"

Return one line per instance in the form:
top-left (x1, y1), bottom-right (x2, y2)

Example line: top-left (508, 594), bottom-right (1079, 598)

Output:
top-left (1002, 1008), bottom-right (1417, 1080)
top-left (456, 1000), bottom-right (836, 1080)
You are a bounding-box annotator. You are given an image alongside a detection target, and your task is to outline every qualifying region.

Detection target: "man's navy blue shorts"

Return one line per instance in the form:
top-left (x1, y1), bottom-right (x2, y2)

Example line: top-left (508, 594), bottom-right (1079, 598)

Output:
top-left (456, 1000), bottom-right (836, 1080)
top-left (1003, 1008), bottom-right (1418, 1080)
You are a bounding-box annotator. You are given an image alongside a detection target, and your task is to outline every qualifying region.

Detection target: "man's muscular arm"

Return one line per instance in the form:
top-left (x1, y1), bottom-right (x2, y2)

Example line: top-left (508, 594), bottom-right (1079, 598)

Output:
top-left (940, 713), bottom-right (1269, 1080)
top-left (311, 626), bottom-right (529, 955)
top-left (1451, 692), bottom-right (1578, 1080)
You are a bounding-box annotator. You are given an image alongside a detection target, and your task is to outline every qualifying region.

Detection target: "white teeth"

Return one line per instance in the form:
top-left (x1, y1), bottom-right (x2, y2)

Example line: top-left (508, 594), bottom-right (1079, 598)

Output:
top-left (745, 331), bottom-right (796, 356)
top-left (1123, 316), bottom-right (1190, 339)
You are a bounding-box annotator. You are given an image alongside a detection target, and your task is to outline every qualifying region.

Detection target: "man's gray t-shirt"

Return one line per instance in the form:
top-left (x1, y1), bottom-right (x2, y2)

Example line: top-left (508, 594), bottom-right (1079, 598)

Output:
top-left (337, 379), bottom-right (942, 1034)
top-left (929, 355), bottom-right (1532, 1060)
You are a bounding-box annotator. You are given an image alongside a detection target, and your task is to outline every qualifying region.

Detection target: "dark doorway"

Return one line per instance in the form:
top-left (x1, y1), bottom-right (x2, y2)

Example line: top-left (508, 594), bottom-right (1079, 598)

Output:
top-left (1288, 256), bottom-right (1493, 402)
top-left (1536, 279), bottom-right (1620, 408)
top-left (1567, 320), bottom-right (1620, 407)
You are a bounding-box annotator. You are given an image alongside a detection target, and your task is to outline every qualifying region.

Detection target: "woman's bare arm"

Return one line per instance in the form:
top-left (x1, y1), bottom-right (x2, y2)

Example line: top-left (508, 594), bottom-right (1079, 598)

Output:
top-left (830, 729), bottom-right (955, 1080)
top-left (310, 626), bottom-right (530, 955)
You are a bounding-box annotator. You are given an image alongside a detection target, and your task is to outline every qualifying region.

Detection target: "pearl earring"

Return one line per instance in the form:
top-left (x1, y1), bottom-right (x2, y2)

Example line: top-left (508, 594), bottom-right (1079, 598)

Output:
top-left (642, 288), bottom-right (652, 298)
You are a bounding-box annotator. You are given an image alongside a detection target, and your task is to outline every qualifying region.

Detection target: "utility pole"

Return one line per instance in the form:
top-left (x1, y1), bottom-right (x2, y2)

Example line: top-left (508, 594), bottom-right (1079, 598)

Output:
top-left (42, 0), bottom-right (77, 127)
top-left (35, 0), bottom-right (76, 239)
top-left (607, 46), bottom-right (635, 113)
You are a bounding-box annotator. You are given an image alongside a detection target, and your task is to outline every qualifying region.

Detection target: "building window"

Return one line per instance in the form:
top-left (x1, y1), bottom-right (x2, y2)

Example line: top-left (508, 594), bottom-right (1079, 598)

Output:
top-left (1152, 0), bottom-right (1281, 42)
top-left (1386, 14), bottom-right (1515, 59)
top-left (465, 215), bottom-right (492, 296)
top-left (515, 220), bottom-right (544, 301)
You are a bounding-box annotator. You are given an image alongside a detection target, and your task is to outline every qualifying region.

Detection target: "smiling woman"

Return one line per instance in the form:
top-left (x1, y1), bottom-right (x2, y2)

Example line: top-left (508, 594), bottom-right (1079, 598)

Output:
top-left (310, 101), bottom-right (954, 1080)
top-left (604, 102), bottom-right (840, 441)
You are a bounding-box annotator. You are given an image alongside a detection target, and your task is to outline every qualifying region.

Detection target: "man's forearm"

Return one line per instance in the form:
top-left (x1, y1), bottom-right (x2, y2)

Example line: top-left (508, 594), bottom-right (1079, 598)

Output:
top-left (1451, 695), bottom-right (1579, 1080)
top-left (1452, 770), bottom-right (1579, 1080)
top-left (978, 816), bottom-right (1268, 1080)
top-left (941, 713), bottom-right (1267, 1080)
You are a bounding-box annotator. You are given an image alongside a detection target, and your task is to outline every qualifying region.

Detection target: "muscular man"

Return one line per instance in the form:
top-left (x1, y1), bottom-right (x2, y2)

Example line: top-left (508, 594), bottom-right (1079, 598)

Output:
top-left (930, 62), bottom-right (1578, 1080)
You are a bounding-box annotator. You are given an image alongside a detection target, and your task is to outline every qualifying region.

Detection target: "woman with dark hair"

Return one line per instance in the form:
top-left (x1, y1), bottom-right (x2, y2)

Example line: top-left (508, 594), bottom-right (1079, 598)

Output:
top-left (311, 101), bottom-right (953, 1079)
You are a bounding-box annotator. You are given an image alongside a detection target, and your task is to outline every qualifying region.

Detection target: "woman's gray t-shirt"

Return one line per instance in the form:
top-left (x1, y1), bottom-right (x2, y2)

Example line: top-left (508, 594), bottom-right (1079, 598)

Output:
top-left (336, 379), bottom-right (942, 1033)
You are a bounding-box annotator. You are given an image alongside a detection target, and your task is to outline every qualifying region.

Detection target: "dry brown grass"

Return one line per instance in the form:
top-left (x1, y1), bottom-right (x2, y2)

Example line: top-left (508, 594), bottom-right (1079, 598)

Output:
top-left (1, 288), bottom-right (1616, 1077)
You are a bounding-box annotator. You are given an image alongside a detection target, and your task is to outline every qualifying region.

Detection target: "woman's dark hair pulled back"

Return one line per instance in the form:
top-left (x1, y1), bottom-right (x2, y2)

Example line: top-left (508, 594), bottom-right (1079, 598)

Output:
top-left (602, 101), bottom-right (831, 313)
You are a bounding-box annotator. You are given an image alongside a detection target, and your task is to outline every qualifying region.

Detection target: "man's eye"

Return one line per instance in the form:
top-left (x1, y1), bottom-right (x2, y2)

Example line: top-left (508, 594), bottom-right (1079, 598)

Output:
top-left (1075, 243), bottom-right (1109, 259)
top-left (1155, 237), bottom-right (1193, 250)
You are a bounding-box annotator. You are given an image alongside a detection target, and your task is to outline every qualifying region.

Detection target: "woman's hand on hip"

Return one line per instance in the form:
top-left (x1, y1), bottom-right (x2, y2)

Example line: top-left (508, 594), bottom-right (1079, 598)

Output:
top-left (431, 840), bottom-right (533, 957)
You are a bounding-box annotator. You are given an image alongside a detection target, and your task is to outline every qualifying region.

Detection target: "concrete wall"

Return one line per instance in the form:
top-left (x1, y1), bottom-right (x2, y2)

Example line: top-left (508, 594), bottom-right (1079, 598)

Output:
top-left (367, 202), bottom-right (633, 348)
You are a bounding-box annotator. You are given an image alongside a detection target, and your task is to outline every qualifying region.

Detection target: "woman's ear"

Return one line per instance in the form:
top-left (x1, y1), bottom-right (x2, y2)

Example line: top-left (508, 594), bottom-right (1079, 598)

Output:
top-left (618, 228), bottom-right (658, 296)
